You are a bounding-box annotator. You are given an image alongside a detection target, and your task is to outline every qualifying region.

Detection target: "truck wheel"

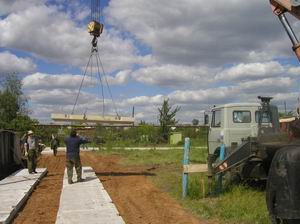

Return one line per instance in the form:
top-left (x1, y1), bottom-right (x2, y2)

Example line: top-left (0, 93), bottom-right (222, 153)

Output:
top-left (224, 171), bottom-right (241, 185)
top-left (241, 162), bottom-right (266, 180)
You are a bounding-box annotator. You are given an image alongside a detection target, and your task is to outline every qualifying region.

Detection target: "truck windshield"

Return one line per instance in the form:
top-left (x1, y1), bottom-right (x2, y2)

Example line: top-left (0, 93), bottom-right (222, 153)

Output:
top-left (211, 110), bottom-right (221, 127)
top-left (255, 111), bottom-right (270, 123)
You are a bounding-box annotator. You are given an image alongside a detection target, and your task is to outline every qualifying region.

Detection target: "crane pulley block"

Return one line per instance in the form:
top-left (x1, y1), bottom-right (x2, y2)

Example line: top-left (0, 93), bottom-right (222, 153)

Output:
top-left (88, 20), bottom-right (104, 37)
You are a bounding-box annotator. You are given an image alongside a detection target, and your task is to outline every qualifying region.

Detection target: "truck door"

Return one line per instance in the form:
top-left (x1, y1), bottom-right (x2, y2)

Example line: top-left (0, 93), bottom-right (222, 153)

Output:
top-left (229, 110), bottom-right (254, 147)
top-left (208, 109), bottom-right (222, 155)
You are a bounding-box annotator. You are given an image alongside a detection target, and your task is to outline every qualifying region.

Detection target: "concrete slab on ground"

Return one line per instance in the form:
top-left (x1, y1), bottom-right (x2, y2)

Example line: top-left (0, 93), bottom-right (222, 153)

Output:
top-left (0, 168), bottom-right (47, 224)
top-left (56, 167), bottom-right (125, 224)
top-left (42, 147), bottom-right (99, 154)
top-left (108, 146), bottom-right (207, 150)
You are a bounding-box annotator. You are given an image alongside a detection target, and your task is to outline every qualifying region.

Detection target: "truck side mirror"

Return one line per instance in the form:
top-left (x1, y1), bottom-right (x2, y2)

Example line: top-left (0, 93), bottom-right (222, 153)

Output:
top-left (204, 114), bottom-right (209, 125)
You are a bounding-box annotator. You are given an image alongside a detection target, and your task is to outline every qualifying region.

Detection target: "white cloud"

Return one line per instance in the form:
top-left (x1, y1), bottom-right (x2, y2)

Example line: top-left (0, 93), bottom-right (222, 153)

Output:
top-left (0, 51), bottom-right (36, 75)
top-left (0, 0), bottom-right (43, 16)
top-left (131, 64), bottom-right (214, 87)
top-left (2, 1), bottom-right (299, 123)
top-left (23, 70), bottom-right (131, 91)
top-left (215, 61), bottom-right (285, 81)
top-left (168, 87), bottom-right (239, 104)
top-left (123, 95), bottom-right (164, 107)
top-left (0, 3), bottom-right (149, 73)
top-left (239, 77), bottom-right (293, 94)
top-left (106, 70), bottom-right (131, 85)
top-left (27, 89), bottom-right (97, 105)
top-left (23, 72), bottom-right (96, 90)
top-left (105, 0), bottom-right (292, 66)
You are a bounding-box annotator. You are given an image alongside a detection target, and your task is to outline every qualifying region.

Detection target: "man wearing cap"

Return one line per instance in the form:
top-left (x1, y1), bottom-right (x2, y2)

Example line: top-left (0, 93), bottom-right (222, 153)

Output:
top-left (266, 119), bottom-right (300, 224)
top-left (64, 129), bottom-right (89, 184)
top-left (24, 130), bottom-right (38, 174)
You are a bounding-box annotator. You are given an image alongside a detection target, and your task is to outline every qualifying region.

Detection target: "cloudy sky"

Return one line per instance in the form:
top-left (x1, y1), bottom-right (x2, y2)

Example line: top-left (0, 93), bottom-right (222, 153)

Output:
top-left (1, 0), bottom-right (300, 123)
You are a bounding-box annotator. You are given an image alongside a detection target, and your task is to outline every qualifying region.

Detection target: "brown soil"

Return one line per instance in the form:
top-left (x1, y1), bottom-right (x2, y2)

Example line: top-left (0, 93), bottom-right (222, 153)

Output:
top-left (13, 152), bottom-right (209, 224)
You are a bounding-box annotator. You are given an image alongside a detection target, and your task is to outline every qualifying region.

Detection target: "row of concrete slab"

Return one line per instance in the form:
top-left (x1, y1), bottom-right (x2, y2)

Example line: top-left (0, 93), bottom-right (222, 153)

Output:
top-left (0, 167), bottom-right (125, 224)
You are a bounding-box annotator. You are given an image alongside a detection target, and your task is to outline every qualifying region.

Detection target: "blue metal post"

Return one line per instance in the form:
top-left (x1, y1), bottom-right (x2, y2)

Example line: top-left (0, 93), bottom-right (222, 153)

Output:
top-left (182, 137), bottom-right (190, 199)
top-left (219, 144), bottom-right (225, 161)
top-left (216, 143), bottom-right (225, 194)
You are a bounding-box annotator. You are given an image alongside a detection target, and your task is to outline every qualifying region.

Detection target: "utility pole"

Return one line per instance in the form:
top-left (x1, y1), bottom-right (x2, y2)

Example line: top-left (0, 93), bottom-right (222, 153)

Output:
top-left (284, 101), bottom-right (287, 115)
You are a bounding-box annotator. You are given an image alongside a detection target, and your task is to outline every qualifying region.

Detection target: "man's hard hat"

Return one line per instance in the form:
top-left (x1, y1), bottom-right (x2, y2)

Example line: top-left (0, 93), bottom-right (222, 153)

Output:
top-left (28, 130), bottom-right (34, 135)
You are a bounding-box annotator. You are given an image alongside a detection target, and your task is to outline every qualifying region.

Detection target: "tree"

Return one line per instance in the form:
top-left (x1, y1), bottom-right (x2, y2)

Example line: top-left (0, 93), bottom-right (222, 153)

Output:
top-left (0, 74), bottom-right (32, 130)
top-left (158, 99), bottom-right (180, 142)
top-left (192, 119), bottom-right (199, 126)
top-left (279, 111), bottom-right (294, 118)
top-left (9, 115), bottom-right (38, 132)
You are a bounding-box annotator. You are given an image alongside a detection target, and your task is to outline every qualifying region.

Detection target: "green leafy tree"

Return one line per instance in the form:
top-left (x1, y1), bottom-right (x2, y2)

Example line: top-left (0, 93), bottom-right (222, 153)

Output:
top-left (9, 115), bottom-right (38, 132)
top-left (158, 98), bottom-right (180, 142)
top-left (0, 74), bottom-right (34, 130)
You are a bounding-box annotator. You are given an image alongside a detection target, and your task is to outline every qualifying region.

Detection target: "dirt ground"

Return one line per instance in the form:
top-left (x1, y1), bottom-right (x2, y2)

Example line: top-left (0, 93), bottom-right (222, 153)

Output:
top-left (13, 151), bottom-right (208, 224)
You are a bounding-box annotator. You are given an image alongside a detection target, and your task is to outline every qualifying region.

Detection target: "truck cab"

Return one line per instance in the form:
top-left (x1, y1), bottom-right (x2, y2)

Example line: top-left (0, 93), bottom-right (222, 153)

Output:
top-left (208, 103), bottom-right (278, 156)
top-left (207, 99), bottom-right (286, 181)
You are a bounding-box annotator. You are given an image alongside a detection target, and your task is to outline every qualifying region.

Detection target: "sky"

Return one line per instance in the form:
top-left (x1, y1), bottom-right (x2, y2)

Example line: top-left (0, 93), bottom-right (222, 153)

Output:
top-left (0, 0), bottom-right (300, 124)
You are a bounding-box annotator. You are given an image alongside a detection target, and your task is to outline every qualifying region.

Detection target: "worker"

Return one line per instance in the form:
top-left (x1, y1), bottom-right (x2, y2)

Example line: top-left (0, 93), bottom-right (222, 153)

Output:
top-left (266, 119), bottom-right (300, 224)
top-left (64, 129), bottom-right (89, 184)
top-left (24, 130), bottom-right (38, 174)
top-left (50, 134), bottom-right (60, 156)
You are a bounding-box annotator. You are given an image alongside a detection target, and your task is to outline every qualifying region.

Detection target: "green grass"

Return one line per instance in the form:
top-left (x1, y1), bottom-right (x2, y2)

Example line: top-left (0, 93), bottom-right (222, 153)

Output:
top-left (94, 142), bottom-right (270, 224)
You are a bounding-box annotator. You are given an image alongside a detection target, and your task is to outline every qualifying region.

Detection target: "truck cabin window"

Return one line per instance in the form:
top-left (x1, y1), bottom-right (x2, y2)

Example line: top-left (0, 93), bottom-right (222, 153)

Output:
top-left (233, 111), bottom-right (251, 123)
top-left (255, 111), bottom-right (270, 123)
top-left (211, 110), bottom-right (221, 127)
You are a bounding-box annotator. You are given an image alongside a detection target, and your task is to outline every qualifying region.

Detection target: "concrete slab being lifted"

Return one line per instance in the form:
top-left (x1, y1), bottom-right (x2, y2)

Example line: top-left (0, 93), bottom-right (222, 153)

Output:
top-left (56, 167), bottom-right (125, 224)
top-left (0, 168), bottom-right (47, 224)
top-left (51, 113), bottom-right (134, 125)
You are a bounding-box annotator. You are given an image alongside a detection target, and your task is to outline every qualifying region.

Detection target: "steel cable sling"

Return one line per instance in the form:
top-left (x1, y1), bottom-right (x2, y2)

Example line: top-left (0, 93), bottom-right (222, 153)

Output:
top-left (72, 0), bottom-right (119, 118)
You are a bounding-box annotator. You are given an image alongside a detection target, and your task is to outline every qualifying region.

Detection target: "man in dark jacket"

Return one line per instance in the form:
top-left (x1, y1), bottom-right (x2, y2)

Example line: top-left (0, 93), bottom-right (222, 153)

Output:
top-left (64, 129), bottom-right (89, 184)
top-left (266, 119), bottom-right (300, 224)
top-left (50, 134), bottom-right (60, 156)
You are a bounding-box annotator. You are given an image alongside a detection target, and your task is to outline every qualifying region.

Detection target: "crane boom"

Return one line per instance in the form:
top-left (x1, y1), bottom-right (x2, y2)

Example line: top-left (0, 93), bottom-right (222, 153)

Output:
top-left (270, 0), bottom-right (300, 61)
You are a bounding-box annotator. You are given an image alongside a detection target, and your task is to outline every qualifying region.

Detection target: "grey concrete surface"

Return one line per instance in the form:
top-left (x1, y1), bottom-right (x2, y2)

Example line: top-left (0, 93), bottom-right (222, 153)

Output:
top-left (56, 167), bottom-right (125, 224)
top-left (42, 146), bottom-right (207, 154)
top-left (42, 147), bottom-right (99, 154)
top-left (0, 168), bottom-right (47, 224)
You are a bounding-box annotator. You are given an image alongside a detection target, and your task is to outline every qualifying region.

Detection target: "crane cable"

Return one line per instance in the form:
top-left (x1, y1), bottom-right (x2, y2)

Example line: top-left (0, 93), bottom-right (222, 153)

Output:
top-left (94, 47), bottom-right (105, 116)
top-left (91, 0), bottom-right (101, 22)
top-left (71, 53), bottom-right (93, 115)
top-left (72, 44), bottom-right (119, 117)
top-left (72, 0), bottom-right (119, 117)
top-left (96, 52), bottom-right (119, 118)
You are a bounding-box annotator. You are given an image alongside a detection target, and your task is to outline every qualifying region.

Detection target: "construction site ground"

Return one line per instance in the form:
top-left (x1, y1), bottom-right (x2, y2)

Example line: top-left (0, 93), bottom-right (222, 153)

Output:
top-left (12, 151), bottom-right (210, 224)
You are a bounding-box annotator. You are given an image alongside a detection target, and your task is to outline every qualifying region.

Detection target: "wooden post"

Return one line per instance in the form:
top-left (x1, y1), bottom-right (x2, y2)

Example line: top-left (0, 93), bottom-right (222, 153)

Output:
top-left (201, 178), bottom-right (205, 198)
top-left (182, 137), bottom-right (190, 199)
